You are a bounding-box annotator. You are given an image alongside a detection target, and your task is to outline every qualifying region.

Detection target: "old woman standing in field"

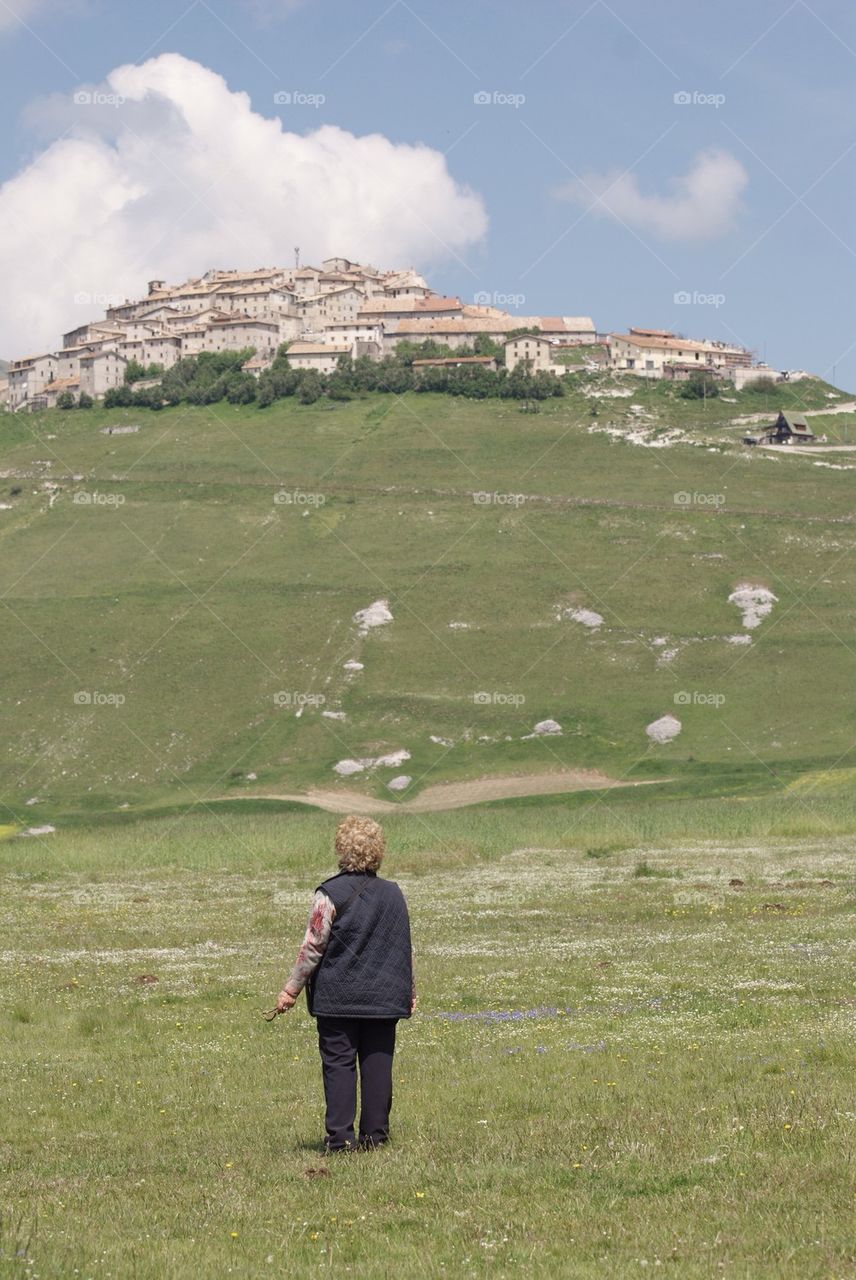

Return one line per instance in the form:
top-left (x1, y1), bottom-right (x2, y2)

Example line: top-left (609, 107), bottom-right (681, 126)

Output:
top-left (275, 816), bottom-right (415, 1152)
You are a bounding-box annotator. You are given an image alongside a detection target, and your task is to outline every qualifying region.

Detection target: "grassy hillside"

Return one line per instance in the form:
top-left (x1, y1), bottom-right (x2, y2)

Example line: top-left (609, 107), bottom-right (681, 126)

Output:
top-left (2, 373), bottom-right (856, 826)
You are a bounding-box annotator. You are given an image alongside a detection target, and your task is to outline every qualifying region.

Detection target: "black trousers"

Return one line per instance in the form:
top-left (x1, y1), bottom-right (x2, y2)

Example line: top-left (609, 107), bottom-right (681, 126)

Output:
top-left (316, 1016), bottom-right (398, 1150)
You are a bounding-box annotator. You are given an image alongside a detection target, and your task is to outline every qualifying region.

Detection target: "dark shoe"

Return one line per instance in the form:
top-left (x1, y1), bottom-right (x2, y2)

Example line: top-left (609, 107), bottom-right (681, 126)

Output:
top-left (323, 1140), bottom-right (356, 1155)
top-left (357, 1136), bottom-right (389, 1151)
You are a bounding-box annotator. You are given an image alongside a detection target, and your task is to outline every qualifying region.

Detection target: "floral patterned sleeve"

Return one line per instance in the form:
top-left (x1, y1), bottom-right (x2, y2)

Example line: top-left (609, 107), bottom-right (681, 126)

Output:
top-left (284, 890), bottom-right (336, 995)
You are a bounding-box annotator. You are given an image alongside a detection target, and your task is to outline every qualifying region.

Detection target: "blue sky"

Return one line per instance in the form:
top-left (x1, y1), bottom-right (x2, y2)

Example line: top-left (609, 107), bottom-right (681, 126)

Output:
top-left (1, 0), bottom-right (855, 383)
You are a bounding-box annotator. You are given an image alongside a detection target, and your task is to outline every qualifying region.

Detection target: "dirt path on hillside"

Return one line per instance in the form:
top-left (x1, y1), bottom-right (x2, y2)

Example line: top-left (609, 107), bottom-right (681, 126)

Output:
top-left (732, 401), bottom-right (856, 425)
top-left (233, 769), bottom-right (666, 814)
top-left (758, 443), bottom-right (856, 454)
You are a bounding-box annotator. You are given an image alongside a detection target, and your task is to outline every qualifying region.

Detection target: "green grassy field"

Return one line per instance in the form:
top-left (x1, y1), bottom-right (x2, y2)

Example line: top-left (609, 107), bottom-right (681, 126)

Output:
top-left (1, 379), bottom-right (855, 1277)
top-left (2, 374), bottom-right (856, 825)
top-left (1, 814), bottom-right (853, 1278)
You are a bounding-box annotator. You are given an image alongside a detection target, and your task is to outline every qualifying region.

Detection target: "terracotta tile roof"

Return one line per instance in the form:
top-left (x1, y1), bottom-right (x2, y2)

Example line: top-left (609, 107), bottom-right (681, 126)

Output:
top-left (80, 350), bottom-right (127, 362)
top-left (610, 332), bottom-right (710, 353)
top-left (394, 317), bottom-right (513, 335)
top-left (12, 354), bottom-right (55, 366)
top-left (217, 283), bottom-right (285, 295)
top-left (207, 316), bottom-right (278, 328)
top-left (539, 316), bottom-right (596, 332)
top-left (43, 377), bottom-right (80, 391)
top-left (412, 356), bottom-right (496, 367)
top-left (287, 342), bottom-right (351, 355)
top-left (60, 340), bottom-right (117, 352)
top-left (359, 296), bottom-right (460, 314)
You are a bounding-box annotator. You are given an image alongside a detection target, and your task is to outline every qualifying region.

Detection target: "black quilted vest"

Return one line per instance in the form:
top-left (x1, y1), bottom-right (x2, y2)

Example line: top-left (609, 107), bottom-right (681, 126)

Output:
top-left (307, 871), bottom-right (412, 1019)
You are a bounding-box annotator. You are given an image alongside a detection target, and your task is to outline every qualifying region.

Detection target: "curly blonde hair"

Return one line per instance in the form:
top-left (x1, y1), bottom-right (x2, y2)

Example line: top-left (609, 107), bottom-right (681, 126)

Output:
top-left (334, 815), bottom-right (386, 873)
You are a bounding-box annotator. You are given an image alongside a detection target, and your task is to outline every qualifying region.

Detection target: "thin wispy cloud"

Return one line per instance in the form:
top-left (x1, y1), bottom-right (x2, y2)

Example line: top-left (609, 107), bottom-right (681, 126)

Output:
top-left (556, 148), bottom-right (749, 242)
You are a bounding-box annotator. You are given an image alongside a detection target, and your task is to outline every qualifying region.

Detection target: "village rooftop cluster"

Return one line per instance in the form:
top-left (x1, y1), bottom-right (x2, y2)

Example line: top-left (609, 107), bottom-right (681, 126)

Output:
top-left (3, 255), bottom-right (776, 411)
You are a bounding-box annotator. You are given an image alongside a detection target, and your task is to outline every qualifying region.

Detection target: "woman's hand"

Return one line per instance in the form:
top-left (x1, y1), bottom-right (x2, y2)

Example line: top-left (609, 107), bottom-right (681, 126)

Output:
top-left (276, 988), bottom-right (297, 1013)
top-left (410, 993), bottom-right (417, 1014)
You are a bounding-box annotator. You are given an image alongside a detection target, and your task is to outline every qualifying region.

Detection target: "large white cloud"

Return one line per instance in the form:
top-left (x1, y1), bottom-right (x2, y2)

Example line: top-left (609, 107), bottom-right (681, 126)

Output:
top-left (557, 149), bottom-right (748, 242)
top-left (0, 53), bottom-right (487, 356)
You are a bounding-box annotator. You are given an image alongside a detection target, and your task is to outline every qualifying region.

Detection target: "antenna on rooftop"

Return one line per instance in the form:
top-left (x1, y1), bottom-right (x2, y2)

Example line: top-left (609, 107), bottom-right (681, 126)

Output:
top-left (294, 247), bottom-right (300, 268)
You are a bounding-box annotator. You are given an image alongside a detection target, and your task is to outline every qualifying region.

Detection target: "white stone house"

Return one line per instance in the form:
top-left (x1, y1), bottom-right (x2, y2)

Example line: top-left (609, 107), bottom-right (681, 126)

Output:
top-left (610, 329), bottom-right (752, 378)
top-left (382, 269), bottom-right (432, 299)
top-left (291, 267), bottom-right (322, 296)
top-left (8, 353), bottom-right (59, 410)
top-left (359, 296), bottom-right (463, 327)
top-left (536, 316), bottom-right (596, 344)
top-left (241, 355), bottom-right (274, 378)
top-left (298, 287), bottom-right (366, 329)
top-left (320, 321), bottom-right (384, 349)
top-left (198, 318), bottom-right (279, 354)
top-left (39, 376), bottom-right (81, 408)
top-left (503, 334), bottom-right (556, 373)
top-left (62, 320), bottom-right (126, 349)
top-left (285, 342), bottom-right (352, 374)
top-left (388, 317), bottom-right (512, 352)
top-left (216, 284), bottom-right (298, 320)
top-left (610, 332), bottom-right (715, 377)
top-left (79, 350), bottom-right (128, 398)
top-left (119, 335), bottom-right (183, 369)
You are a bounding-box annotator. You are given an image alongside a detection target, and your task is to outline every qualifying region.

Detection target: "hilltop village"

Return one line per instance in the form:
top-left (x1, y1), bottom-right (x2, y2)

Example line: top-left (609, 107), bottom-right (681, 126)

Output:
top-left (4, 255), bottom-right (775, 411)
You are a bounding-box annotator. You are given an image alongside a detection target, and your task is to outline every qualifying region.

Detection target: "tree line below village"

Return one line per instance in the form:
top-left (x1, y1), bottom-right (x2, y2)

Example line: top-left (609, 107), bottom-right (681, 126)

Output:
top-left (52, 336), bottom-right (739, 413)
